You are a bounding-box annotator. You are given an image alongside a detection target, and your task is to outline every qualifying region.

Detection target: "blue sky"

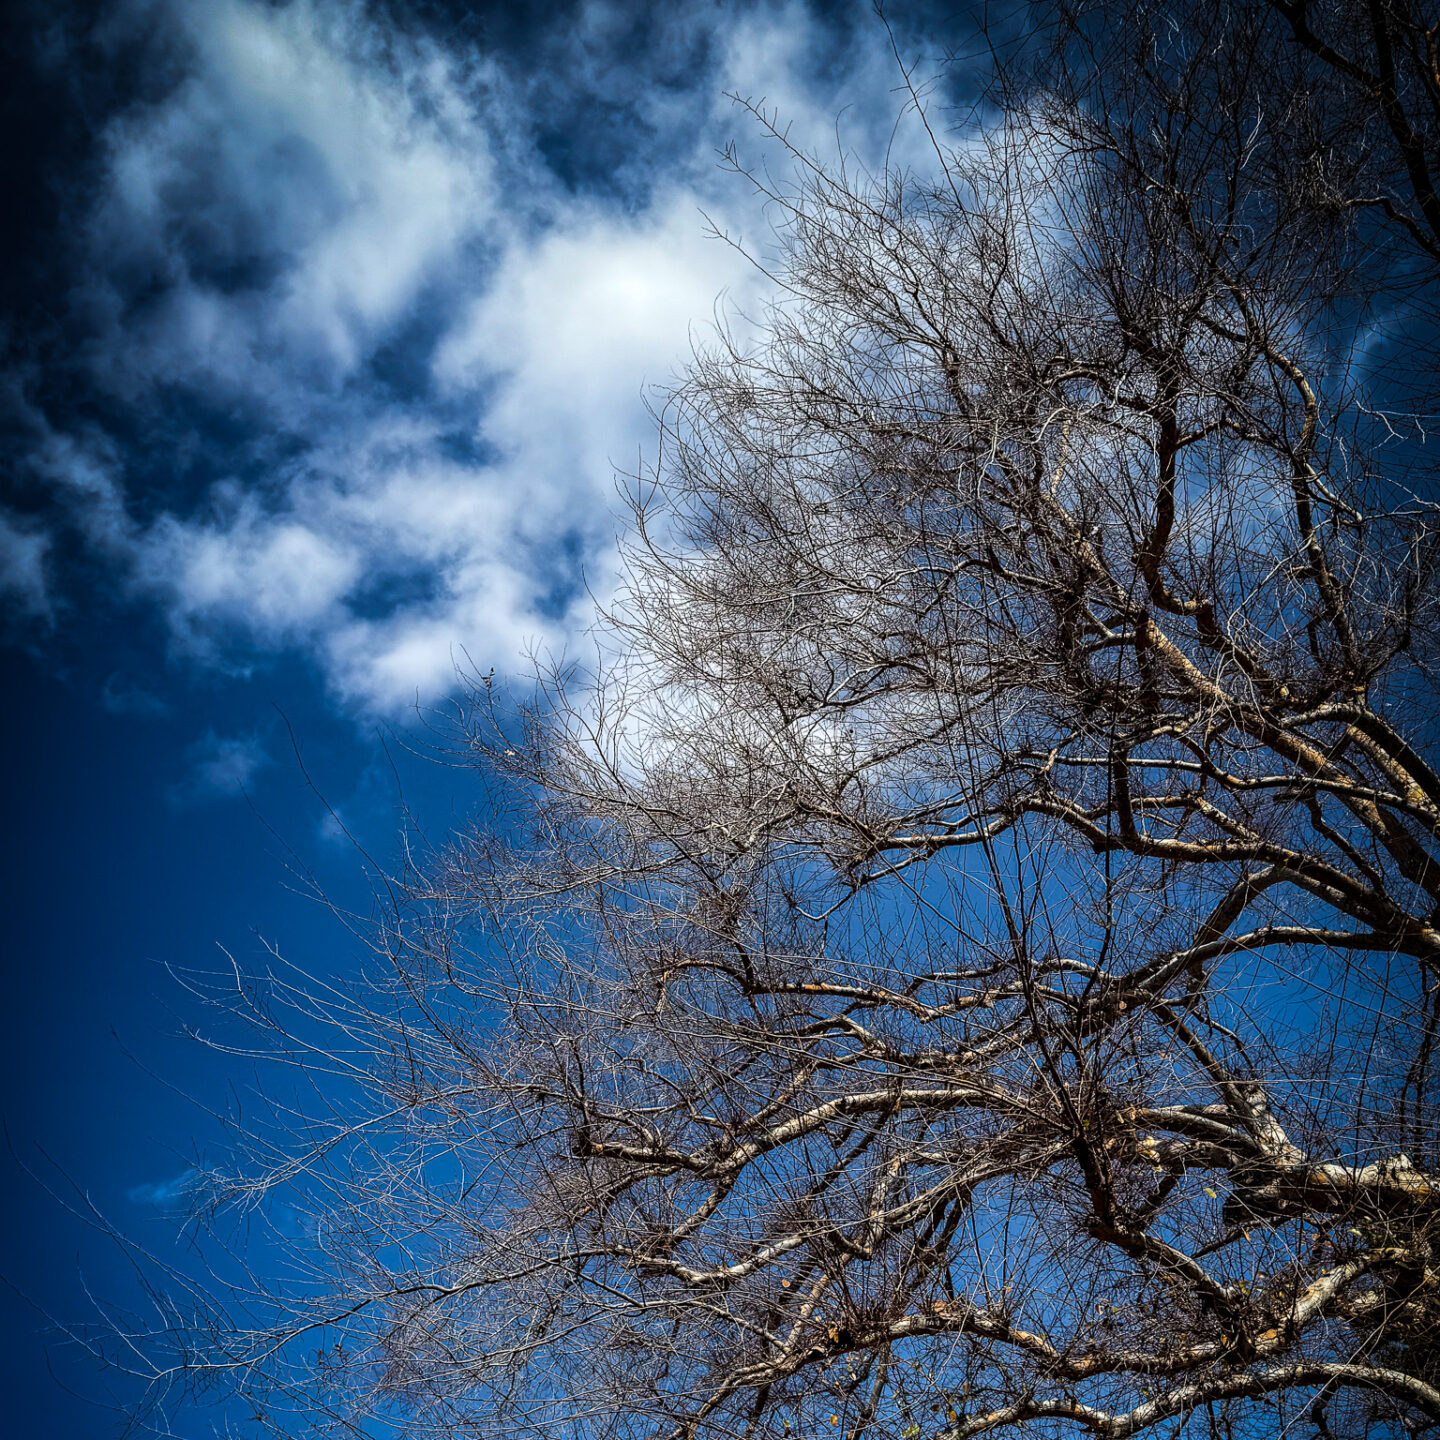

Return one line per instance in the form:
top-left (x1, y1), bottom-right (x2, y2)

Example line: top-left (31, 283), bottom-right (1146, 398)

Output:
top-left (0, 0), bottom-right (973, 1433)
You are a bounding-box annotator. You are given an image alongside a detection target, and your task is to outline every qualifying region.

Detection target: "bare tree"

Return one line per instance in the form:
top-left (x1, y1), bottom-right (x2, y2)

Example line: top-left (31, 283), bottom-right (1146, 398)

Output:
top-left (105, 5), bottom-right (1440, 1439)
top-left (1261, 0), bottom-right (1440, 262)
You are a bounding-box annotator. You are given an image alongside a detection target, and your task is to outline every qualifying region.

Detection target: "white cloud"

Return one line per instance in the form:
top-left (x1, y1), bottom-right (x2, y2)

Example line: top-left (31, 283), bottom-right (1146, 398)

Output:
top-left (91, 0), bottom-right (499, 393)
top-left (27, 428), bottom-right (134, 557)
top-left (150, 501), bottom-right (361, 636)
top-left (21, 0), bottom-right (938, 713)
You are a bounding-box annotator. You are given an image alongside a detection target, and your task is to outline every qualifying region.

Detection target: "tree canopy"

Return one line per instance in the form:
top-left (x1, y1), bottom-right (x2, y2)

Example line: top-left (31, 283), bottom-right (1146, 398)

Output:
top-left (109, 4), bottom-right (1440, 1438)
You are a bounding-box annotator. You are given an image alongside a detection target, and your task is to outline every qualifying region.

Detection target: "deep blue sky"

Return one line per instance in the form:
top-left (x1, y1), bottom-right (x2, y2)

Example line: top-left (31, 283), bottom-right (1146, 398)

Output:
top-left (0, 0), bottom-right (973, 1433)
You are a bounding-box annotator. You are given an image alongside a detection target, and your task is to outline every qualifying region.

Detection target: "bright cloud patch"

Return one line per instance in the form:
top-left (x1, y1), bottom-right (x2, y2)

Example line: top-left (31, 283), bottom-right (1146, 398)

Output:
top-left (17, 0), bottom-right (930, 712)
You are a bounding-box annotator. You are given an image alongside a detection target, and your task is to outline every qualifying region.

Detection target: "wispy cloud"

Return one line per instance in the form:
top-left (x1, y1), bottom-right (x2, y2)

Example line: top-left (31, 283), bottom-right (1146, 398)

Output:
top-left (128, 1167), bottom-right (201, 1209)
top-left (0, 511), bottom-right (51, 620)
top-left (100, 673), bottom-right (170, 716)
top-left (171, 730), bottom-right (270, 803)
top-left (13, 0), bottom-right (940, 712)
